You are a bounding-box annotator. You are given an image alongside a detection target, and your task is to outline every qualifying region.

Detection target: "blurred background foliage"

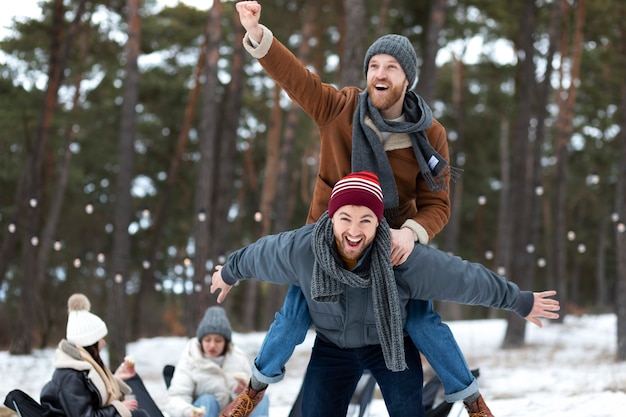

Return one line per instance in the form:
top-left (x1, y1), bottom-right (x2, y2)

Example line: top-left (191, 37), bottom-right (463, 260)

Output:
top-left (1, 0), bottom-right (625, 361)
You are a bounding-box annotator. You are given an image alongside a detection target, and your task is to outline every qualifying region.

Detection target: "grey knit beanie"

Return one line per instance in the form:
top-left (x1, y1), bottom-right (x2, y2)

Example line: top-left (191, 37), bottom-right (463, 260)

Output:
top-left (363, 34), bottom-right (418, 89)
top-left (196, 306), bottom-right (232, 342)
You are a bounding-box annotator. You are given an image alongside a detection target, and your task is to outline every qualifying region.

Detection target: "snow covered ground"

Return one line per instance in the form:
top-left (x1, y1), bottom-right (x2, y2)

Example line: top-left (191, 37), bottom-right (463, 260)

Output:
top-left (2, 314), bottom-right (626, 416)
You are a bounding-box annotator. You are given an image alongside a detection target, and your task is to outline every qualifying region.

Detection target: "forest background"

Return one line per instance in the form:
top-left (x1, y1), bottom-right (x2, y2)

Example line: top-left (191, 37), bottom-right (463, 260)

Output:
top-left (1, 0), bottom-right (626, 368)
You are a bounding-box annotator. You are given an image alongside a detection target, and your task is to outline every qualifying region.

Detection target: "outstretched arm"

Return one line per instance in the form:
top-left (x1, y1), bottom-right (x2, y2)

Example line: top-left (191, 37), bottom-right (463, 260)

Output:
top-left (236, 1), bottom-right (264, 43)
top-left (524, 290), bottom-right (560, 327)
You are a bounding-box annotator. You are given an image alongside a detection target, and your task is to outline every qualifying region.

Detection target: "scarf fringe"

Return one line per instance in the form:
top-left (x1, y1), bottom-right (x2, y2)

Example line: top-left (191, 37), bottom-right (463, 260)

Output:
top-left (422, 165), bottom-right (464, 193)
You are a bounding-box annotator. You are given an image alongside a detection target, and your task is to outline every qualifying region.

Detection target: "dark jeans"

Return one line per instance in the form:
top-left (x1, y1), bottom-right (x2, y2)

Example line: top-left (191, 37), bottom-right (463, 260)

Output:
top-left (301, 336), bottom-right (425, 417)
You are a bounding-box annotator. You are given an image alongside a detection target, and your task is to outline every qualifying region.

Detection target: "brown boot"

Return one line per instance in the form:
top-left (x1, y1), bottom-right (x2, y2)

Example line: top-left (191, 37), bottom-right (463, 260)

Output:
top-left (464, 395), bottom-right (494, 417)
top-left (220, 384), bottom-right (265, 417)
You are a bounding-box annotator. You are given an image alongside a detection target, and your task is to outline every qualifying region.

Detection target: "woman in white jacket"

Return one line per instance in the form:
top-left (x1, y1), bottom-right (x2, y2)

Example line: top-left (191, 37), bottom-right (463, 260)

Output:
top-left (166, 306), bottom-right (269, 417)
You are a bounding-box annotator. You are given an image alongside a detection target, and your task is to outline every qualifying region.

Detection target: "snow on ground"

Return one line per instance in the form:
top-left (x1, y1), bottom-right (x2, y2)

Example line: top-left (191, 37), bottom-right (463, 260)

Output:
top-left (2, 314), bottom-right (626, 416)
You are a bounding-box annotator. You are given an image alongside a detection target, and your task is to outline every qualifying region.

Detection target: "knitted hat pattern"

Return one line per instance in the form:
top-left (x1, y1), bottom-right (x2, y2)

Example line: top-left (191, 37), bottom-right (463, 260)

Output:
top-left (363, 34), bottom-right (418, 89)
top-left (66, 293), bottom-right (108, 347)
top-left (328, 171), bottom-right (384, 221)
top-left (196, 306), bottom-right (233, 342)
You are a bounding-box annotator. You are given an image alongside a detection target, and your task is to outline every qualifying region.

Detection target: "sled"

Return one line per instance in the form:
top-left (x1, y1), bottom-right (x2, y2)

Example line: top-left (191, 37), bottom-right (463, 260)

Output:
top-left (5, 373), bottom-right (165, 417)
top-left (4, 389), bottom-right (46, 417)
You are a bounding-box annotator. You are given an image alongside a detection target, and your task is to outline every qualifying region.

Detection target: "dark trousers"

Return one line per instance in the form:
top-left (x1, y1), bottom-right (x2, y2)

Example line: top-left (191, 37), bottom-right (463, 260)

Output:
top-left (301, 336), bottom-right (425, 417)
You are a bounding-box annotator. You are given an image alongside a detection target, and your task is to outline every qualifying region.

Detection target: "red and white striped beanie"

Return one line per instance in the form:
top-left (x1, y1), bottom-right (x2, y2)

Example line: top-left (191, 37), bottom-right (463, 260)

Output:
top-left (328, 171), bottom-right (384, 221)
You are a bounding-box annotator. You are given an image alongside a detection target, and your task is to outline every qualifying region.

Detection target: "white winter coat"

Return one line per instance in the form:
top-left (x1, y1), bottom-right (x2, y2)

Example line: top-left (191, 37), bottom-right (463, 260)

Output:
top-left (165, 338), bottom-right (252, 417)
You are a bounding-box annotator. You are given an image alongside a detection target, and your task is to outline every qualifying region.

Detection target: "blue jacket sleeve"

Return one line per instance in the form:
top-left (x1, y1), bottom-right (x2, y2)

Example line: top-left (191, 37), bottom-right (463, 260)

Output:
top-left (220, 225), bottom-right (314, 287)
top-left (396, 244), bottom-right (534, 317)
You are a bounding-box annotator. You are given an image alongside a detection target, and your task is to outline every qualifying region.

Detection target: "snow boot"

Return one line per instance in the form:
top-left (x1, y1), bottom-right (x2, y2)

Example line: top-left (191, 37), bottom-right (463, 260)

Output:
top-left (464, 394), bottom-right (494, 417)
top-left (220, 383), bottom-right (265, 417)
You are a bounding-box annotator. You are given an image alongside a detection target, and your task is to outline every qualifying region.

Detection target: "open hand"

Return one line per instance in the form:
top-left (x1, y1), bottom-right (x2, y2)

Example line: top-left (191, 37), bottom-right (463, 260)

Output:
top-left (525, 290), bottom-right (560, 327)
top-left (114, 360), bottom-right (136, 381)
top-left (210, 265), bottom-right (233, 303)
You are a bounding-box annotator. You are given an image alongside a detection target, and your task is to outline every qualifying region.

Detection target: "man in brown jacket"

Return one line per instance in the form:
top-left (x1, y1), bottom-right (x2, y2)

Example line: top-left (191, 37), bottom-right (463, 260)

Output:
top-left (221, 2), bottom-right (493, 417)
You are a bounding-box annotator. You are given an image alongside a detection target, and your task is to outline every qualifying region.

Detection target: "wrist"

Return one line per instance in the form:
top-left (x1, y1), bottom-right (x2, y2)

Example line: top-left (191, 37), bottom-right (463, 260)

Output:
top-left (248, 26), bottom-right (263, 44)
top-left (401, 220), bottom-right (429, 244)
top-left (243, 25), bottom-right (273, 59)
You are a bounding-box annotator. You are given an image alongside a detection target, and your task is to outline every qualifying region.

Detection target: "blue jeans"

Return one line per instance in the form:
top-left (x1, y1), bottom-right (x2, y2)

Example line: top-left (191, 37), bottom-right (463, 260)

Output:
top-left (193, 394), bottom-right (220, 417)
top-left (405, 298), bottom-right (477, 402)
top-left (253, 284), bottom-right (477, 402)
top-left (253, 284), bottom-right (311, 384)
top-left (300, 336), bottom-right (424, 417)
top-left (193, 394), bottom-right (269, 417)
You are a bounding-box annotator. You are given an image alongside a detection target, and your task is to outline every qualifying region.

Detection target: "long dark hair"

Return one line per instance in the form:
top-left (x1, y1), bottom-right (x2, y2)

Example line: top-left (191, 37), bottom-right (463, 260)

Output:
top-left (199, 336), bottom-right (231, 356)
top-left (222, 339), bottom-right (231, 356)
top-left (84, 342), bottom-right (107, 370)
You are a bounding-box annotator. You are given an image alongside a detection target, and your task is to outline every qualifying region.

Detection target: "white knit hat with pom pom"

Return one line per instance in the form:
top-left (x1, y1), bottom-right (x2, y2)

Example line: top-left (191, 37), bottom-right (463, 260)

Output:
top-left (66, 293), bottom-right (108, 347)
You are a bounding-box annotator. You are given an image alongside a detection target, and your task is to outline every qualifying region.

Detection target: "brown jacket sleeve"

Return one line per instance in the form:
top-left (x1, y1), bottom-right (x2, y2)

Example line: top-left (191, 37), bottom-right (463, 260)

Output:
top-left (244, 26), bottom-right (451, 238)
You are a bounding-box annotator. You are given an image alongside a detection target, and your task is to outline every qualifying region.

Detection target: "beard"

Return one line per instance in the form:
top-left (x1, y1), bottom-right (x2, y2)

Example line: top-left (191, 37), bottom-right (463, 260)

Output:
top-left (337, 237), bottom-right (366, 261)
top-left (367, 82), bottom-right (405, 112)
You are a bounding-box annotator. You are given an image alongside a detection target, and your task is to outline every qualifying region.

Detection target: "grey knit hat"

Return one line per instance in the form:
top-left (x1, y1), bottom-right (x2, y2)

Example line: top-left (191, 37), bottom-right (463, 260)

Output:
top-left (363, 34), bottom-right (418, 89)
top-left (196, 306), bottom-right (232, 342)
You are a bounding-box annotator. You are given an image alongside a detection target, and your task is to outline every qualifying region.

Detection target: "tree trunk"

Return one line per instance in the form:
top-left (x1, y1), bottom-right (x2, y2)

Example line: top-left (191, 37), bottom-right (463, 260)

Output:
top-left (10, 0), bottom-right (68, 355)
top-left (418, 0), bottom-right (446, 103)
top-left (439, 56), bottom-right (464, 320)
top-left (374, 0), bottom-right (392, 38)
top-left (340, 0), bottom-right (366, 88)
top-left (247, 4), bottom-right (318, 330)
top-left (256, 86), bottom-right (285, 328)
top-left (616, 84), bottom-right (626, 361)
top-left (107, 0), bottom-right (141, 366)
top-left (533, 0), bottom-right (562, 294)
top-left (615, 4), bottom-right (626, 362)
top-left (132, 32), bottom-right (208, 340)
top-left (502, 0), bottom-right (537, 348)
top-left (259, 85), bottom-right (283, 237)
top-left (595, 201), bottom-right (609, 308)
top-left (495, 117), bottom-right (511, 281)
top-left (272, 3), bottom-right (316, 232)
top-left (190, 0), bottom-right (223, 333)
top-left (209, 18), bottom-right (245, 303)
top-left (551, 0), bottom-right (585, 320)
top-left (36, 3), bottom-right (89, 341)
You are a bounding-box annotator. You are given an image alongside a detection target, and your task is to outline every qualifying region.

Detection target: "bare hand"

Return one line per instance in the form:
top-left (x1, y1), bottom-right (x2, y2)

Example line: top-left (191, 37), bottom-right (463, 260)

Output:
top-left (235, 1), bottom-right (263, 42)
top-left (525, 290), bottom-right (560, 327)
top-left (114, 361), bottom-right (136, 380)
top-left (122, 399), bottom-right (138, 411)
top-left (210, 265), bottom-right (233, 303)
top-left (390, 228), bottom-right (414, 266)
top-left (191, 405), bottom-right (206, 417)
top-left (233, 379), bottom-right (247, 395)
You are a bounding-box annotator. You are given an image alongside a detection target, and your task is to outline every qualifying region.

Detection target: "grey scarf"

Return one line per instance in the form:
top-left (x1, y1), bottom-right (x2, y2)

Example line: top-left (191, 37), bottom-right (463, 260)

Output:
top-left (310, 212), bottom-right (406, 372)
top-left (352, 90), bottom-right (459, 217)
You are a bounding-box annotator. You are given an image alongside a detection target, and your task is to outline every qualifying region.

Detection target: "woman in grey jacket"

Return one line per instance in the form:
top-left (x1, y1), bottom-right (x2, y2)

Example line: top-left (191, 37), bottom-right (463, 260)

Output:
top-left (213, 172), bottom-right (559, 417)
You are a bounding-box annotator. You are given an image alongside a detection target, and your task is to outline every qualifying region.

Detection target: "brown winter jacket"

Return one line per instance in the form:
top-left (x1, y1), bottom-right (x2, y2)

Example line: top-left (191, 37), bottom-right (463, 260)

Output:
top-left (244, 26), bottom-right (451, 242)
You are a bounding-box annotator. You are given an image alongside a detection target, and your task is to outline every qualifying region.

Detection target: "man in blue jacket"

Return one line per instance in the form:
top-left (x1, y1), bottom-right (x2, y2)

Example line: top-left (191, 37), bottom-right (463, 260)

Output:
top-left (211, 171), bottom-right (560, 417)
